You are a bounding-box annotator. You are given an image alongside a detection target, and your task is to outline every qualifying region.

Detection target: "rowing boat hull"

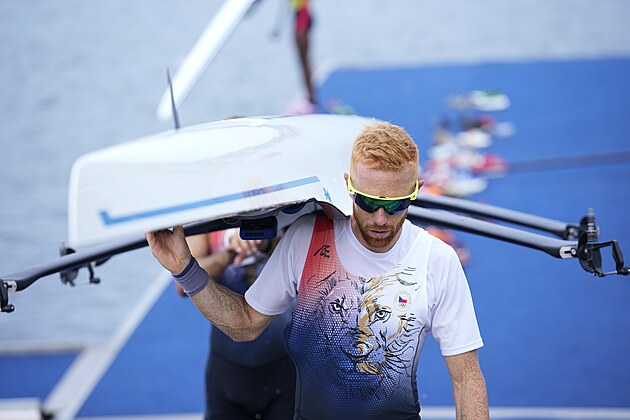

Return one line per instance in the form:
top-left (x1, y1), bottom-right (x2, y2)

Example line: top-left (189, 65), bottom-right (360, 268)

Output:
top-left (68, 114), bottom-right (375, 247)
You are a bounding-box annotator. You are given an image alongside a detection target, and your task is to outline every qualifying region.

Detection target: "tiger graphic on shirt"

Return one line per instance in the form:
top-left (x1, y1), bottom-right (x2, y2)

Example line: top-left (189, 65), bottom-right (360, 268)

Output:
top-left (300, 267), bottom-right (424, 400)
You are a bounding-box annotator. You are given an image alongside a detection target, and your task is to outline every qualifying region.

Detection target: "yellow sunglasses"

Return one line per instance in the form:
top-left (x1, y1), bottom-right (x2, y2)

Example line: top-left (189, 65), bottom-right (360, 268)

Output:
top-left (347, 177), bottom-right (419, 215)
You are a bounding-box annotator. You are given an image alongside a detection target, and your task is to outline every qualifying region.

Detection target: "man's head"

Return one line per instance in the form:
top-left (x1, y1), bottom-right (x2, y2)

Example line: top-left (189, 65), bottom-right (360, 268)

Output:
top-left (345, 122), bottom-right (422, 253)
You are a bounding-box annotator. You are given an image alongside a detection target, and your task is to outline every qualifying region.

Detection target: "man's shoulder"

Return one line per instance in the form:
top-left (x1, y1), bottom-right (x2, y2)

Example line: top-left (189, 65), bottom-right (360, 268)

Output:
top-left (292, 212), bottom-right (346, 231)
top-left (291, 213), bottom-right (317, 230)
top-left (281, 213), bottom-right (318, 244)
top-left (405, 221), bottom-right (457, 260)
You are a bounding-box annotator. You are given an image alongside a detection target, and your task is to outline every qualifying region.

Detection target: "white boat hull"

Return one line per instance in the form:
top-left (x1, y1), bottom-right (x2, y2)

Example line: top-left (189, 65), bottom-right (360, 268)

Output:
top-left (68, 114), bottom-right (376, 247)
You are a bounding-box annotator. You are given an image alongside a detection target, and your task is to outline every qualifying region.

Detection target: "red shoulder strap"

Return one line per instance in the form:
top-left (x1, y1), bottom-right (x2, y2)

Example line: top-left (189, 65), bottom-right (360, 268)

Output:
top-left (306, 213), bottom-right (334, 254)
top-left (300, 213), bottom-right (337, 288)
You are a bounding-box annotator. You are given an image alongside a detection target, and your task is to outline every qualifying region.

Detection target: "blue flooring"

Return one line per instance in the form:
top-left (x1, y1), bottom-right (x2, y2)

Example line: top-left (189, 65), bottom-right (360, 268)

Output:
top-left (321, 58), bottom-right (630, 165)
top-left (417, 164), bottom-right (630, 407)
top-left (72, 57), bottom-right (630, 415)
top-left (0, 352), bottom-right (77, 401)
top-left (78, 285), bottom-right (210, 416)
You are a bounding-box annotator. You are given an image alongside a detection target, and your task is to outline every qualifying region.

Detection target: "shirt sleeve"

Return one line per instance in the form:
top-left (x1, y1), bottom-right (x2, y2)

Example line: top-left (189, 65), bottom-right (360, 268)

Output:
top-left (428, 239), bottom-right (484, 356)
top-left (244, 214), bottom-right (314, 315)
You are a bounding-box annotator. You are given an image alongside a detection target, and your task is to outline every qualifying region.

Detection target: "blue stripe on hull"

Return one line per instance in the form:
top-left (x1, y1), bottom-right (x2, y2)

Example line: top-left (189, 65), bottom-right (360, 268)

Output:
top-left (100, 176), bottom-right (320, 225)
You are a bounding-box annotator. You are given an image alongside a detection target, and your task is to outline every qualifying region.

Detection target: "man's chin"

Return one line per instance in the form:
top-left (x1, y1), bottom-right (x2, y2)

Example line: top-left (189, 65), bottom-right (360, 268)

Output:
top-left (356, 219), bottom-right (406, 251)
top-left (363, 232), bottom-right (395, 250)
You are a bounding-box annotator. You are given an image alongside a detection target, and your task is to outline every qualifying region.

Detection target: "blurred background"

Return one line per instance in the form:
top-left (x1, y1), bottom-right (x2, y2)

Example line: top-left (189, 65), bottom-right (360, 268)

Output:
top-left (1, 0), bottom-right (629, 419)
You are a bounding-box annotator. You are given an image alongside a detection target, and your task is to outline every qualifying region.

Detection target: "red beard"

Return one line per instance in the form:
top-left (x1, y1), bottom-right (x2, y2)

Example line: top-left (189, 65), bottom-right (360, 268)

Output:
top-left (356, 216), bottom-right (406, 251)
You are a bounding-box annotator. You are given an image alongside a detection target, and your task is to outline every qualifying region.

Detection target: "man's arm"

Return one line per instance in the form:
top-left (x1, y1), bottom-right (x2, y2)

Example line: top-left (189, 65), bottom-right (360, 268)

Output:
top-left (444, 349), bottom-right (489, 419)
top-left (147, 226), bottom-right (275, 342)
top-left (190, 278), bottom-right (275, 342)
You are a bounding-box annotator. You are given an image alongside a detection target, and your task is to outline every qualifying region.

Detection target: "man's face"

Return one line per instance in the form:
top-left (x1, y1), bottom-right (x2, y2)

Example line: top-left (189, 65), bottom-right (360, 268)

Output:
top-left (345, 162), bottom-right (420, 253)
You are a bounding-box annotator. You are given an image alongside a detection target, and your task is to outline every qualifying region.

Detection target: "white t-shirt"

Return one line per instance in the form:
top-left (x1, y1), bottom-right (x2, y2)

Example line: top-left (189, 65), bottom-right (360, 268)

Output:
top-left (245, 213), bottom-right (483, 356)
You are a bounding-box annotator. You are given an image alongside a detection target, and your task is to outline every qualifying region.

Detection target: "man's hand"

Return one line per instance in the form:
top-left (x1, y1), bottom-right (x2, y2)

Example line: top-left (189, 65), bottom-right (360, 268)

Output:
top-left (146, 226), bottom-right (193, 275)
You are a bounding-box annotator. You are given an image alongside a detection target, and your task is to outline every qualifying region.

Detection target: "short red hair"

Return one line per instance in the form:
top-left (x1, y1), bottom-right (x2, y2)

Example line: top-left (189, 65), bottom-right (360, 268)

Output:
top-left (350, 122), bottom-right (419, 177)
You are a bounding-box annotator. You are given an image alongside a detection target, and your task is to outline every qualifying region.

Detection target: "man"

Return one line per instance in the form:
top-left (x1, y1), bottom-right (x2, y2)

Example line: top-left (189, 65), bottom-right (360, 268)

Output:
top-left (147, 122), bottom-right (489, 419)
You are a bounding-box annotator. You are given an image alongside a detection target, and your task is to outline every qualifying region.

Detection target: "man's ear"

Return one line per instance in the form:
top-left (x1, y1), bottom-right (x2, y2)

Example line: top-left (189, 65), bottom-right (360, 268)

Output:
top-left (418, 179), bottom-right (425, 189)
top-left (344, 173), bottom-right (349, 186)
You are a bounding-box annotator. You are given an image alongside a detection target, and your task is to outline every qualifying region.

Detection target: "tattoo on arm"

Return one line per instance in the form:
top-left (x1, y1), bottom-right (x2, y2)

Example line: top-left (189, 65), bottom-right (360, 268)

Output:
top-left (219, 293), bottom-right (237, 311)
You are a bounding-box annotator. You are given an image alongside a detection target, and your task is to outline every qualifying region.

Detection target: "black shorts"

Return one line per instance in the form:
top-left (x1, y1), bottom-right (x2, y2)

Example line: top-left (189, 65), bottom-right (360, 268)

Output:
top-left (206, 353), bottom-right (296, 420)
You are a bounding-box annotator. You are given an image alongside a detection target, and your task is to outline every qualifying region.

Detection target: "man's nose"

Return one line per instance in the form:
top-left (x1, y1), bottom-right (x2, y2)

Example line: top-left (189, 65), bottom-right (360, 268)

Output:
top-left (373, 208), bottom-right (388, 225)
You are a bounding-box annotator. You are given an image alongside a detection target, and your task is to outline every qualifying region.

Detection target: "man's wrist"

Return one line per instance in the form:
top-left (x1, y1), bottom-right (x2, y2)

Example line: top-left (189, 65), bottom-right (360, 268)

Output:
top-left (173, 257), bottom-right (195, 278)
top-left (172, 258), bottom-right (209, 296)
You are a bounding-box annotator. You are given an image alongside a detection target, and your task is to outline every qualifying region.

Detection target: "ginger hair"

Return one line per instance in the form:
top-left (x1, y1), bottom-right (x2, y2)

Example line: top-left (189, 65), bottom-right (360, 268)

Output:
top-left (350, 122), bottom-right (419, 176)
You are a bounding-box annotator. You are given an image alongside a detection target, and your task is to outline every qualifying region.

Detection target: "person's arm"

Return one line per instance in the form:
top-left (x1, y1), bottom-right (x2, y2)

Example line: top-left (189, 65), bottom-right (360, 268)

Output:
top-left (147, 226), bottom-right (275, 342)
top-left (190, 275), bottom-right (274, 341)
top-left (444, 349), bottom-right (489, 419)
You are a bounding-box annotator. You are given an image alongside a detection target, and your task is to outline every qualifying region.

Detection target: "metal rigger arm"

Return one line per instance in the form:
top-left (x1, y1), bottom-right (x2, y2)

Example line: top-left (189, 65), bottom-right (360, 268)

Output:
top-left (0, 219), bottom-right (235, 313)
top-left (410, 194), bottom-right (629, 277)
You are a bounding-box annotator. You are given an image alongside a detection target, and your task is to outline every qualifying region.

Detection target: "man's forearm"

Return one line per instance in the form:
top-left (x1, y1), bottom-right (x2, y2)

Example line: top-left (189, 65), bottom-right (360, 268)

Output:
top-left (191, 276), bottom-right (267, 342)
top-left (452, 369), bottom-right (489, 419)
top-left (173, 257), bottom-right (271, 342)
top-left (446, 350), bottom-right (489, 420)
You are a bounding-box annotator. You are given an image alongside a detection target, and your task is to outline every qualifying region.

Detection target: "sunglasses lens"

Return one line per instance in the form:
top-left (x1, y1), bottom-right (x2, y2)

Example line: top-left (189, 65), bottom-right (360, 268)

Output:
top-left (354, 194), bottom-right (378, 213)
top-left (390, 198), bottom-right (411, 214)
top-left (354, 194), bottom-right (411, 215)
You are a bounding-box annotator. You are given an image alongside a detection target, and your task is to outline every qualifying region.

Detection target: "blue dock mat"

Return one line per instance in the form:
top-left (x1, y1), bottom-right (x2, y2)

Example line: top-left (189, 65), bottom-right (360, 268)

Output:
top-left (78, 285), bottom-right (210, 416)
top-left (77, 57), bottom-right (630, 415)
top-left (0, 352), bottom-right (77, 401)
